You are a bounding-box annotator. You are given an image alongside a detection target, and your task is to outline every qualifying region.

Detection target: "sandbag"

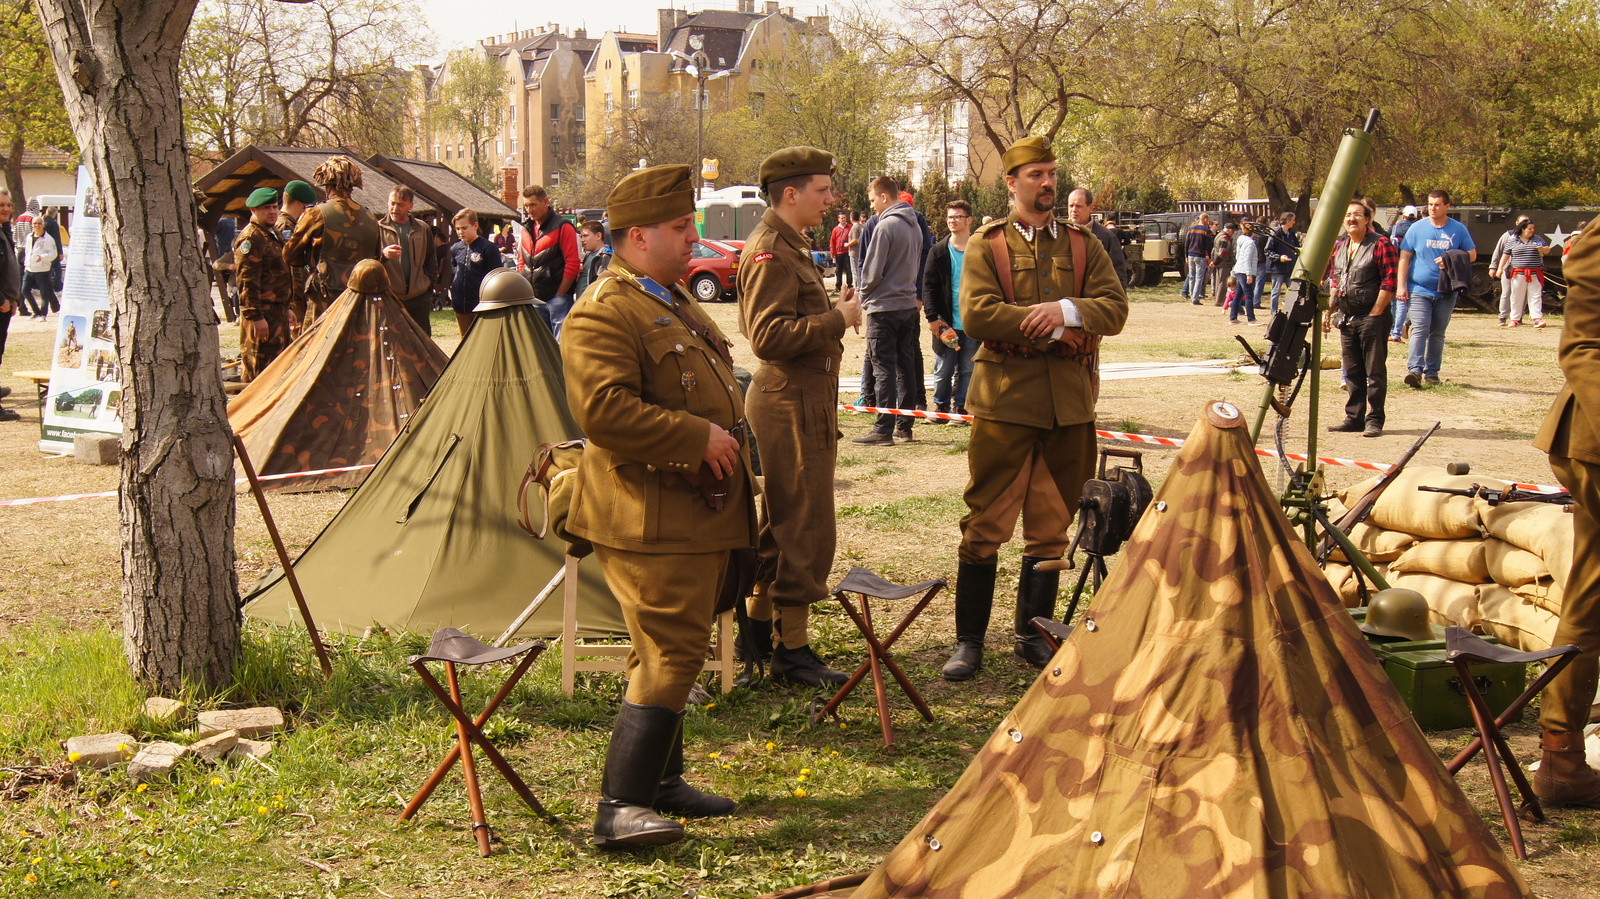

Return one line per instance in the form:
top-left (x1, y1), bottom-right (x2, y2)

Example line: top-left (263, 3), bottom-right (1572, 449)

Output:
top-left (1328, 522), bottom-right (1415, 563)
top-left (1512, 578), bottom-right (1565, 618)
top-left (1480, 502), bottom-right (1575, 591)
top-left (1483, 538), bottom-right (1550, 588)
top-left (1478, 583), bottom-right (1560, 652)
top-left (1389, 538), bottom-right (1489, 584)
top-left (1340, 469), bottom-right (1504, 540)
top-left (1389, 571), bottom-right (1480, 630)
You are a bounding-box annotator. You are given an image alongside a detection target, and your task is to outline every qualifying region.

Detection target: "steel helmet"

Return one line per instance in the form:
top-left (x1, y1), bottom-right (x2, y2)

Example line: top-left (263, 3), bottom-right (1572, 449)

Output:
top-left (1361, 588), bottom-right (1434, 642)
top-left (473, 268), bottom-right (540, 312)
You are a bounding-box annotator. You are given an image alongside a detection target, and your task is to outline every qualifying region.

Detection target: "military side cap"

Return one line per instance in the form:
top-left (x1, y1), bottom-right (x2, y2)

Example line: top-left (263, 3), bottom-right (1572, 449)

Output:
top-left (348, 258), bottom-right (390, 294)
top-left (759, 146), bottom-right (835, 191)
top-left (474, 267), bottom-right (539, 311)
top-left (607, 164), bottom-right (695, 230)
top-left (283, 180), bottom-right (316, 204)
top-left (1002, 136), bottom-right (1055, 175)
top-left (245, 187), bottom-right (279, 208)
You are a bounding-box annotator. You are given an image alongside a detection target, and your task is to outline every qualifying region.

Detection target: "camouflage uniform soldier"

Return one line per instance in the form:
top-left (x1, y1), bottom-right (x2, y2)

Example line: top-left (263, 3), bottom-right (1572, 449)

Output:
top-left (235, 187), bottom-right (298, 381)
top-left (737, 147), bottom-right (861, 686)
top-left (941, 137), bottom-right (1129, 681)
top-left (562, 165), bottom-right (752, 848)
top-left (276, 179), bottom-right (317, 334)
top-left (284, 156), bottom-right (382, 324)
top-left (1532, 219), bottom-right (1600, 807)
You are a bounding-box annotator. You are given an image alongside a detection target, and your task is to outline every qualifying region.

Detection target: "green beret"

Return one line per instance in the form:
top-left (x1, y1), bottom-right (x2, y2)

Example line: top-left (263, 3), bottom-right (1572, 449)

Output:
top-left (1002, 136), bottom-right (1055, 175)
top-left (283, 180), bottom-right (316, 204)
top-left (759, 146), bottom-right (836, 192)
top-left (607, 164), bottom-right (695, 230)
top-left (245, 187), bottom-right (279, 208)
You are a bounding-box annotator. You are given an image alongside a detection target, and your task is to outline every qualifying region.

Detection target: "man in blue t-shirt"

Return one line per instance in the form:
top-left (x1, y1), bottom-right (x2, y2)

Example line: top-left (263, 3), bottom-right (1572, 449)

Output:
top-left (1397, 189), bottom-right (1476, 387)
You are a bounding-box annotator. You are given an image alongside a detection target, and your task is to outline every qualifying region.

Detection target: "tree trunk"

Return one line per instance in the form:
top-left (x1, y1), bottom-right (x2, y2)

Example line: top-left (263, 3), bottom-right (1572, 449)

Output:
top-left (3, 134), bottom-right (25, 209)
top-left (33, 0), bottom-right (239, 693)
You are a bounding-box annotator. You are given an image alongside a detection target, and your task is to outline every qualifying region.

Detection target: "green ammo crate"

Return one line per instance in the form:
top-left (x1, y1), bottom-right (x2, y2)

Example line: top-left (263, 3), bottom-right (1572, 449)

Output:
top-left (1345, 608), bottom-right (1527, 731)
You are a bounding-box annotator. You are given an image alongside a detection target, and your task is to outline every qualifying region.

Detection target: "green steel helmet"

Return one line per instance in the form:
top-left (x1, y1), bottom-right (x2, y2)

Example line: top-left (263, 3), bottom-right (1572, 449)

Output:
top-left (1361, 588), bottom-right (1433, 642)
top-left (473, 268), bottom-right (538, 311)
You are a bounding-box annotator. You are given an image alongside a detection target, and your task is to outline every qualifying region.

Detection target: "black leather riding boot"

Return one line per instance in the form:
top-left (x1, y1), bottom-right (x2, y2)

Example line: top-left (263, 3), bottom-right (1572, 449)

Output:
top-left (941, 560), bottom-right (997, 681)
top-left (654, 711), bottom-right (736, 817)
top-left (1014, 555), bottom-right (1061, 668)
top-left (593, 701), bottom-right (686, 849)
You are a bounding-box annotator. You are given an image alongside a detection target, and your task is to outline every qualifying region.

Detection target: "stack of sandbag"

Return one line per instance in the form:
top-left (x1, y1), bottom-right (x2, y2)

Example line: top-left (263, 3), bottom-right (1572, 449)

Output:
top-left (1317, 468), bottom-right (1574, 653)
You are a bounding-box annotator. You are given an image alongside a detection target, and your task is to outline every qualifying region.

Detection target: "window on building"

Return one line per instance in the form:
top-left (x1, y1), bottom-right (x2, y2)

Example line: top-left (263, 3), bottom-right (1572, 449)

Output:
top-left (691, 88), bottom-right (711, 110)
top-left (550, 102), bottom-right (560, 122)
top-left (550, 172), bottom-right (561, 186)
top-left (605, 92), bottom-right (614, 113)
top-left (551, 136), bottom-right (561, 155)
top-left (495, 139), bottom-right (502, 155)
top-left (511, 138), bottom-right (518, 153)
top-left (577, 136), bottom-right (587, 157)
top-left (576, 105), bottom-right (585, 122)
top-left (443, 146), bottom-right (451, 159)
top-left (509, 103), bottom-right (516, 122)
top-left (433, 145), bottom-right (441, 159)
top-left (749, 92), bottom-right (765, 111)
top-left (627, 89), bottom-right (639, 108)
top-left (458, 143), bottom-right (464, 157)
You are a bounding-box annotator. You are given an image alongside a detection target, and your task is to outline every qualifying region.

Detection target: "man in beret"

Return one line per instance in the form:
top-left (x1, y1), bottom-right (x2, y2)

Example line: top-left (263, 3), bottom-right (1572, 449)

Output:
top-left (277, 179), bottom-right (316, 334)
top-left (941, 136), bottom-right (1129, 681)
top-left (737, 146), bottom-right (861, 686)
top-left (235, 187), bottom-right (298, 381)
top-left (562, 164), bottom-right (753, 848)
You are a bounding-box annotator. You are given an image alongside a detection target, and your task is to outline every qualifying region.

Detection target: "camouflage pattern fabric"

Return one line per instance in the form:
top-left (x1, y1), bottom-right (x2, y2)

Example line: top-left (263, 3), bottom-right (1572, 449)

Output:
top-left (235, 220), bottom-right (296, 381)
top-left (770, 400), bottom-right (1531, 899)
top-left (284, 196), bottom-right (382, 320)
top-left (275, 210), bottom-right (310, 331)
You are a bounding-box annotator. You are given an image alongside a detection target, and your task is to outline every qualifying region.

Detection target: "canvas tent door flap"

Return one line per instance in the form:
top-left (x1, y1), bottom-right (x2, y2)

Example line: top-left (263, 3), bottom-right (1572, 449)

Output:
top-left (242, 302), bottom-right (623, 641)
top-left (229, 286), bottom-right (449, 492)
top-left (766, 400), bottom-right (1530, 899)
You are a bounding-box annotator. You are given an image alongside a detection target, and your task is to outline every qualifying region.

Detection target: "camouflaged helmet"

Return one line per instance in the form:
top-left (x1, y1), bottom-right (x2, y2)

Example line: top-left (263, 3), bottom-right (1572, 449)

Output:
top-left (1361, 588), bottom-right (1433, 642)
top-left (473, 267), bottom-right (540, 311)
top-left (347, 258), bottom-right (389, 295)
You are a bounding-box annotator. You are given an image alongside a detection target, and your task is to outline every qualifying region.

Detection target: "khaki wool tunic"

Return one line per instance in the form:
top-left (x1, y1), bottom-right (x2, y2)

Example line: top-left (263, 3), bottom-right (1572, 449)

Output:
top-left (738, 208), bottom-right (848, 617)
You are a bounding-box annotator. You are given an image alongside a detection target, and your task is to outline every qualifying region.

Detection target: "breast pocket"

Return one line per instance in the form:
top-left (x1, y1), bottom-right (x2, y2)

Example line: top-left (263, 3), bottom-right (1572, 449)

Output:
top-left (643, 329), bottom-right (723, 418)
top-left (1051, 255), bottom-right (1078, 297)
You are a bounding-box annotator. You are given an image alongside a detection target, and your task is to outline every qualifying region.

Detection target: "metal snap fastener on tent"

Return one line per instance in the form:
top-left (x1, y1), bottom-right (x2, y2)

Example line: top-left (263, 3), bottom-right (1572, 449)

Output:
top-left (1008, 728), bottom-right (1023, 743)
top-left (1090, 831), bottom-right (1104, 846)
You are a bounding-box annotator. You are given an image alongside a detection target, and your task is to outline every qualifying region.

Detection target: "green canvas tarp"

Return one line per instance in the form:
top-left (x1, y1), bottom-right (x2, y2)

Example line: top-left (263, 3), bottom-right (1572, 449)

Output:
top-left (764, 400), bottom-right (1528, 899)
top-left (243, 302), bottom-right (623, 640)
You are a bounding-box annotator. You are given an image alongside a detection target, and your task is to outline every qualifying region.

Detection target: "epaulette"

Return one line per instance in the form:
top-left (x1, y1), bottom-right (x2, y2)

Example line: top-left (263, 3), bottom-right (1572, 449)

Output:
top-left (974, 219), bottom-right (1008, 237)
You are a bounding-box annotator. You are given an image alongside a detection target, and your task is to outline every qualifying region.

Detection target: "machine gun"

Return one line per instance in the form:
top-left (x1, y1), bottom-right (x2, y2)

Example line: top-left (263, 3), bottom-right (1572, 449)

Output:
top-left (1040, 448), bottom-right (1154, 626)
top-left (1418, 483), bottom-right (1573, 509)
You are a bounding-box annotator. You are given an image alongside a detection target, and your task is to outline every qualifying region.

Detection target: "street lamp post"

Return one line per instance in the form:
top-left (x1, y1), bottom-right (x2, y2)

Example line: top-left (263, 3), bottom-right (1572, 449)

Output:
top-left (672, 38), bottom-right (733, 200)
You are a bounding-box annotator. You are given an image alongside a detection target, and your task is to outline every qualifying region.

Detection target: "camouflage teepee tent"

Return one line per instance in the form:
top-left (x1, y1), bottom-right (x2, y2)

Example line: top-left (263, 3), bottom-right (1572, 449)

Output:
top-left (228, 262), bottom-right (450, 492)
top-left (243, 300), bottom-right (622, 640)
top-left (767, 400), bottom-right (1530, 899)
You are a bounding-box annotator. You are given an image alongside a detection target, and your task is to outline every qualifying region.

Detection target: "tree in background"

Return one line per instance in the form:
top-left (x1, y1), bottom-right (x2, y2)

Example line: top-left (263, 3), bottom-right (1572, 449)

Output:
top-left (432, 48), bottom-right (510, 187)
top-left (0, 0), bottom-right (76, 203)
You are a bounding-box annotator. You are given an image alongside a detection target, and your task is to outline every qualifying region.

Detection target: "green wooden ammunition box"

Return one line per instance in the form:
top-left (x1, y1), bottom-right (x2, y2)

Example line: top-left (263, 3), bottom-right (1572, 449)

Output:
top-left (1346, 608), bottom-right (1525, 731)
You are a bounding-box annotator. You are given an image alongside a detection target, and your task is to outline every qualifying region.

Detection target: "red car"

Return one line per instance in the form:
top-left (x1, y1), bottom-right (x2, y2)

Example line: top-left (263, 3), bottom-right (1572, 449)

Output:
top-left (683, 239), bottom-right (744, 302)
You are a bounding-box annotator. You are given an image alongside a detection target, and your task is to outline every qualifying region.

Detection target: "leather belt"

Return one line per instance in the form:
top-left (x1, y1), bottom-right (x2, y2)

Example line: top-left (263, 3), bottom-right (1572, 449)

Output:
top-left (768, 356), bottom-right (836, 373)
top-left (982, 341), bottom-right (1093, 363)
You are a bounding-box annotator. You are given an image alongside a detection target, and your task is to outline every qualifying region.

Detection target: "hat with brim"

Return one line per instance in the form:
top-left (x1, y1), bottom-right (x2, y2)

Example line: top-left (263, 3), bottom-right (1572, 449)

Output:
top-left (1002, 136), bottom-right (1055, 175)
top-left (607, 165), bottom-right (695, 231)
top-left (472, 267), bottom-right (543, 312)
top-left (759, 146), bottom-right (836, 192)
top-left (245, 187), bottom-right (279, 208)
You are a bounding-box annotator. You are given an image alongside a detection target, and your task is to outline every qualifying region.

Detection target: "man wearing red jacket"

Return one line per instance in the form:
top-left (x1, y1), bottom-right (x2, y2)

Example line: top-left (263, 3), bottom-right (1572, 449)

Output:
top-left (829, 211), bottom-right (853, 292)
top-left (516, 184), bottom-right (581, 338)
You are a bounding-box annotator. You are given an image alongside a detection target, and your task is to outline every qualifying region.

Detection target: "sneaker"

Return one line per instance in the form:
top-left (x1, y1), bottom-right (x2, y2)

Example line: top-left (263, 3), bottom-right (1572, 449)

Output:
top-left (770, 644), bottom-right (850, 687)
top-left (1327, 419), bottom-right (1363, 433)
top-left (1425, 377), bottom-right (1441, 387)
top-left (1499, 320), bottom-right (1510, 328)
top-left (1362, 424), bottom-right (1383, 438)
top-left (1191, 298), bottom-right (1201, 305)
top-left (1509, 320), bottom-right (1521, 328)
top-left (850, 431), bottom-right (894, 446)
top-left (894, 429), bottom-right (916, 443)
top-left (1404, 371), bottom-right (1422, 389)
top-left (0, 406), bottom-right (20, 422)
top-left (1534, 319), bottom-right (1547, 329)
top-left (1389, 337), bottom-right (1403, 344)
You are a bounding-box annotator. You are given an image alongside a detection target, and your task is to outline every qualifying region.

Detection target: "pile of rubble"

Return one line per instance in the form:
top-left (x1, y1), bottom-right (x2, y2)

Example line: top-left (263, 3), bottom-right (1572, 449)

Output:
top-left (64, 699), bottom-right (283, 782)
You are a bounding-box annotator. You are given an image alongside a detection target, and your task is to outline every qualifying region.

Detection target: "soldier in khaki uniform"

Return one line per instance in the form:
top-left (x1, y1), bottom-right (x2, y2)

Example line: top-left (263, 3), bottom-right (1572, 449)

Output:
top-left (738, 147), bottom-right (862, 686)
top-left (276, 179), bottom-right (316, 334)
top-left (562, 165), bottom-right (754, 848)
top-left (1531, 223), bottom-right (1600, 806)
top-left (234, 187), bottom-right (298, 381)
top-left (941, 137), bottom-right (1129, 681)
top-left (285, 156), bottom-right (382, 324)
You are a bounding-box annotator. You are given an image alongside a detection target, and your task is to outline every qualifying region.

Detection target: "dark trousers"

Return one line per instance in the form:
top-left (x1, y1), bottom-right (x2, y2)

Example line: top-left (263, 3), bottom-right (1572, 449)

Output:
top-left (866, 308), bottom-right (920, 434)
top-left (0, 305), bottom-right (11, 364)
top-left (1339, 309), bottom-right (1391, 427)
top-left (833, 254), bottom-right (852, 290)
top-left (23, 271), bottom-right (58, 315)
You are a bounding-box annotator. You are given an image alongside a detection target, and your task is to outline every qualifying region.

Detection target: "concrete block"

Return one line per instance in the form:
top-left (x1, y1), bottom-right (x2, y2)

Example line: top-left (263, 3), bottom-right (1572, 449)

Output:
top-left (143, 696), bottom-right (188, 725)
top-left (73, 433), bottom-right (120, 465)
top-left (65, 733), bottom-right (139, 768)
top-left (128, 742), bottom-right (186, 782)
top-left (196, 707), bottom-right (284, 739)
top-left (188, 729), bottom-right (238, 763)
top-left (230, 738), bottom-right (274, 760)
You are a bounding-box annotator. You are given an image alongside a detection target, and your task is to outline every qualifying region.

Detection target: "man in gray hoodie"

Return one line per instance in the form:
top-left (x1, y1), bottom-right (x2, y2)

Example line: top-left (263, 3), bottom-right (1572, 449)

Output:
top-left (852, 176), bottom-right (925, 445)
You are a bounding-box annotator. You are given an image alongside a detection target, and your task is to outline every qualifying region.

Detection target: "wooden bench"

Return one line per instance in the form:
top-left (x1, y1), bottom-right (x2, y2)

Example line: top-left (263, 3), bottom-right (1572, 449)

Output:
top-left (13, 370), bottom-right (50, 407)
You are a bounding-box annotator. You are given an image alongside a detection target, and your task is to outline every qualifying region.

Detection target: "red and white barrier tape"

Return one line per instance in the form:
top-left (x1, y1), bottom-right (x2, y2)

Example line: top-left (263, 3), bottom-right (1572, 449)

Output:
top-left (0, 462), bottom-right (377, 507)
top-left (838, 403), bottom-right (1565, 493)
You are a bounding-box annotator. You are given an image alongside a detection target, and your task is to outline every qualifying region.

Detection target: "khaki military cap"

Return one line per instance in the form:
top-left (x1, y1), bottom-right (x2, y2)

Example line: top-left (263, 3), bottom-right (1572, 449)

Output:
top-left (1002, 136), bottom-right (1056, 175)
top-left (759, 146), bottom-right (836, 191)
top-left (245, 187), bottom-right (279, 208)
top-left (607, 164), bottom-right (696, 230)
top-left (348, 258), bottom-right (390, 294)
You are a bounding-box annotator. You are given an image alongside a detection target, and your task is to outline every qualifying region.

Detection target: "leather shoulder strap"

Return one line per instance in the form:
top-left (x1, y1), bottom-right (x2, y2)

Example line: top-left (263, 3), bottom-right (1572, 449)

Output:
top-left (987, 226), bottom-right (1016, 305)
top-left (1068, 226), bottom-right (1087, 299)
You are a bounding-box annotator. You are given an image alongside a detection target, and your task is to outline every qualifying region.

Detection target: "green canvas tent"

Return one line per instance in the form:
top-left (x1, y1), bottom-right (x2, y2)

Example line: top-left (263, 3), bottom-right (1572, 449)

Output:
top-left (762, 401), bottom-right (1529, 899)
top-left (243, 301), bottom-right (623, 640)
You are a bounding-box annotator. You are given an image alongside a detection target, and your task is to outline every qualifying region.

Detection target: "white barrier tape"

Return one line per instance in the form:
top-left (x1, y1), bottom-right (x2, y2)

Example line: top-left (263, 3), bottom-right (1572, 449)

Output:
top-left (839, 403), bottom-right (1567, 493)
top-left (0, 462), bottom-right (377, 507)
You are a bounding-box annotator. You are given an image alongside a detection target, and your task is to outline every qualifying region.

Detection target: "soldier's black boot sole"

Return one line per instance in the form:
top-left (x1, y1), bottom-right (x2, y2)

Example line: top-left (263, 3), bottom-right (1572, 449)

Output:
top-left (594, 701), bottom-right (686, 849)
top-left (1014, 555), bottom-right (1061, 669)
top-left (655, 711), bottom-right (736, 817)
top-left (943, 560), bottom-right (997, 681)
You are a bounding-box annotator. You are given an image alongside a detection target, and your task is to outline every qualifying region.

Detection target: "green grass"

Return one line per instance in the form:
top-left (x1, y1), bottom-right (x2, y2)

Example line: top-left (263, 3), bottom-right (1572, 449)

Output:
top-left (837, 493), bottom-right (967, 528)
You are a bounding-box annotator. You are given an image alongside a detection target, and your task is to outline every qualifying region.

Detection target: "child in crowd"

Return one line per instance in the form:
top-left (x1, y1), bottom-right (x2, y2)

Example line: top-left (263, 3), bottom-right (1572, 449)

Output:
top-left (448, 209), bottom-right (501, 339)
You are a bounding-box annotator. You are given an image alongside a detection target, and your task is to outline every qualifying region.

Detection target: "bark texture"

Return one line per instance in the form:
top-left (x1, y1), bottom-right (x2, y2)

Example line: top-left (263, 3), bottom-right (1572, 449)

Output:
top-left (34, 0), bottom-right (239, 692)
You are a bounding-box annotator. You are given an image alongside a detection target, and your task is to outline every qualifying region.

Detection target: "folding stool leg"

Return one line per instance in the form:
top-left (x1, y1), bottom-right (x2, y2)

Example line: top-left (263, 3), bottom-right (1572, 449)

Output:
top-left (1448, 654), bottom-right (1574, 774)
top-left (446, 662), bottom-right (494, 857)
top-left (837, 594), bottom-right (935, 721)
top-left (1454, 659), bottom-right (1527, 859)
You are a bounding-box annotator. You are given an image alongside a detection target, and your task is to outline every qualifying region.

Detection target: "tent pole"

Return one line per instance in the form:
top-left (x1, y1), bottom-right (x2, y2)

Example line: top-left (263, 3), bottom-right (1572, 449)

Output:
top-left (494, 565), bottom-right (567, 647)
top-left (233, 435), bottom-right (334, 677)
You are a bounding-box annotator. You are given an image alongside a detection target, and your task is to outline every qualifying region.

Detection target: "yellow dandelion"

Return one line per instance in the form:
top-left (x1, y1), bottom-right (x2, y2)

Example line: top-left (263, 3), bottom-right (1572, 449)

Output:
top-left (30, 856), bottom-right (41, 865)
top-left (67, 752), bottom-right (81, 762)
top-left (800, 768), bottom-right (811, 775)
top-left (830, 750), bottom-right (839, 756)
top-left (109, 881), bottom-right (120, 888)
top-left (792, 788), bottom-right (807, 798)
top-left (704, 703), bottom-right (717, 709)
top-left (209, 778), bottom-right (223, 787)
top-left (274, 794), bottom-right (284, 801)
top-left (796, 775), bottom-right (807, 783)
top-left (135, 784), bottom-right (148, 793)
top-left (275, 802), bottom-right (286, 810)
top-left (257, 806), bottom-right (270, 815)
top-left (708, 752), bottom-right (720, 760)
top-left (839, 722), bottom-right (848, 730)
top-left (721, 764), bottom-right (731, 770)
top-left (25, 873), bottom-right (37, 883)
top-left (765, 741), bottom-right (776, 751)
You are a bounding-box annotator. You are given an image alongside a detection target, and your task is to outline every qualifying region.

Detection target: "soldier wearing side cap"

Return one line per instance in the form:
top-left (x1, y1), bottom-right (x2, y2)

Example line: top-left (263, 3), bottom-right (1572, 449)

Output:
top-left (561, 165), bottom-right (754, 849)
top-left (276, 179), bottom-right (317, 334)
top-left (235, 187), bottom-right (298, 381)
top-left (940, 136), bottom-right (1129, 682)
top-left (285, 156), bottom-right (383, 325)
top-left (737, 146), bottom-right (862, 686)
